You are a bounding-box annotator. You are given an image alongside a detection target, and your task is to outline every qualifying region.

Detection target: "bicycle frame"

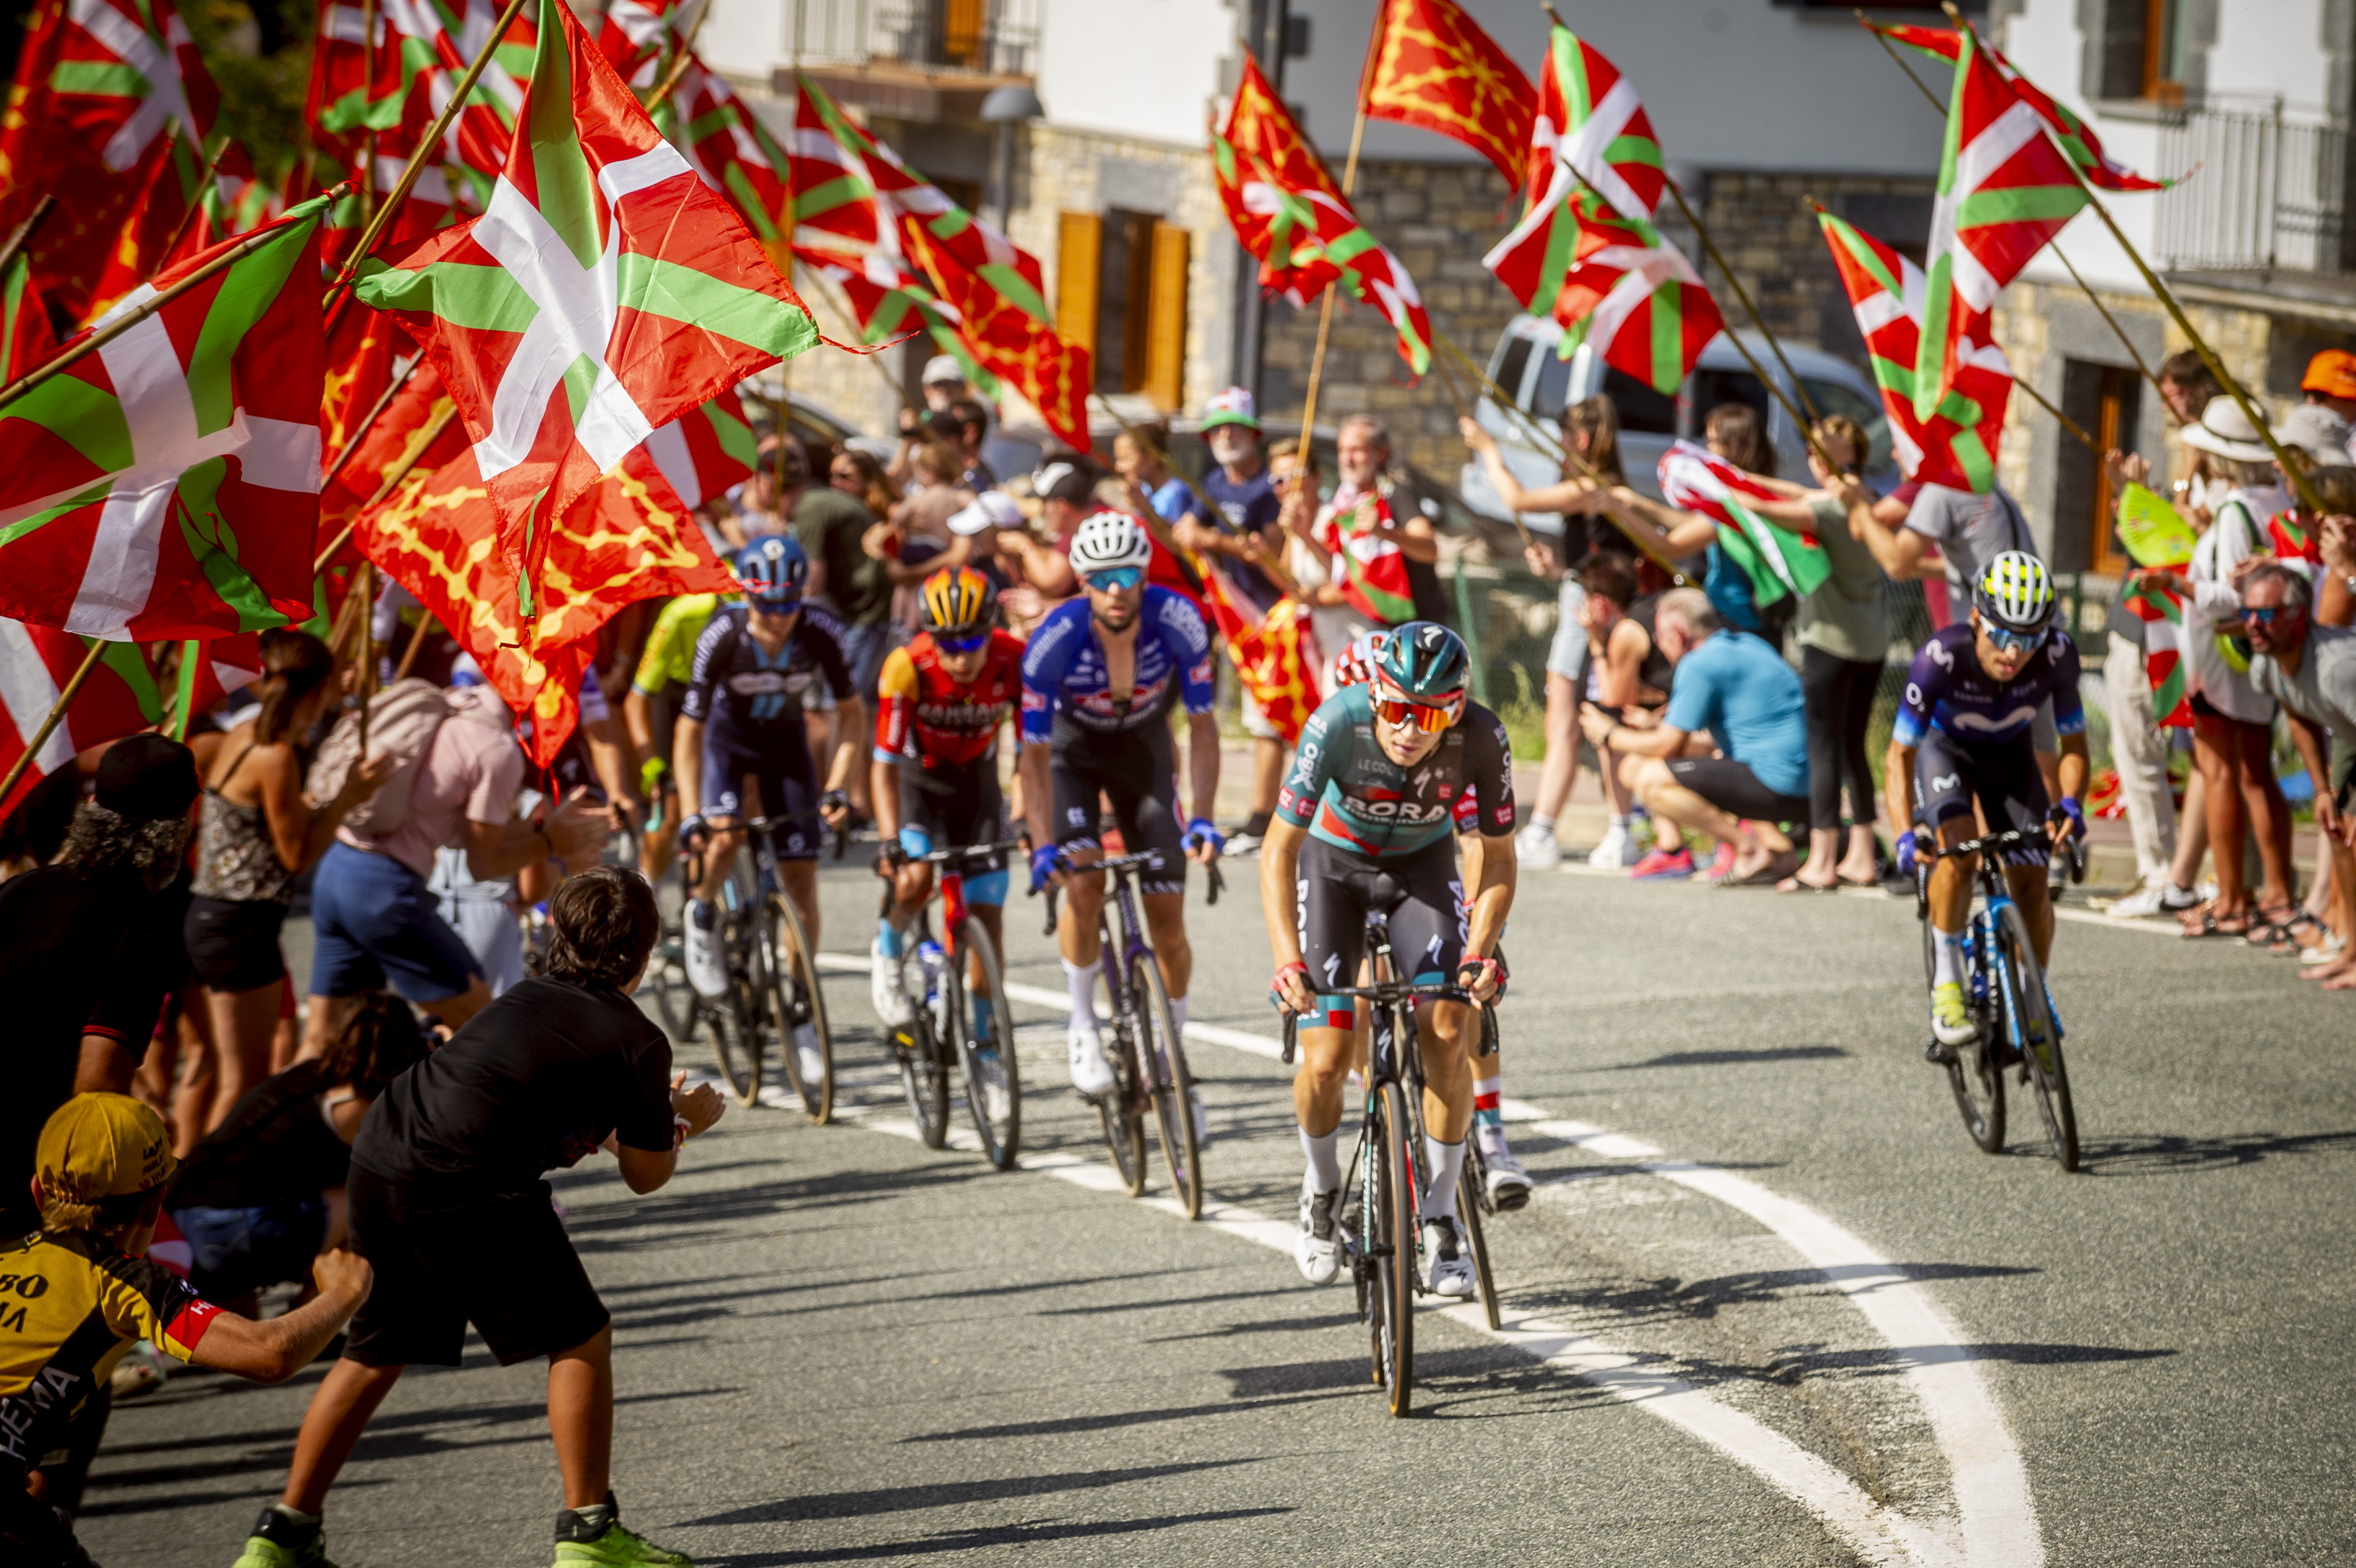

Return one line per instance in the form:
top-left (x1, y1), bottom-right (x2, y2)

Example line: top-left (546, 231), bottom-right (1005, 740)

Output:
top-left (1916, 825), bottom-right (2073, 1056)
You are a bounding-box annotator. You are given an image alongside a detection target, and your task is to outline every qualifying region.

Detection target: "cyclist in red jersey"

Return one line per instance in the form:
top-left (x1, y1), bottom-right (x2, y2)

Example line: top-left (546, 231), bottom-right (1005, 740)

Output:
top-left (869, 567), bottom-right (1025, 1033)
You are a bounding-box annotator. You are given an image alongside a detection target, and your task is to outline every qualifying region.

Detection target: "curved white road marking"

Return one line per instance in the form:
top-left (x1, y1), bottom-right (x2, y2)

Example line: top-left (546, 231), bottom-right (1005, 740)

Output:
top-left (810, 954), bottom-right (2040, 1567)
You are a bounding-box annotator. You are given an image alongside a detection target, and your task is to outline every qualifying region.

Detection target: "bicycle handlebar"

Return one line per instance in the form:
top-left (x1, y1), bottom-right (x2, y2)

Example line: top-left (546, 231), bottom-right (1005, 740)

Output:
top-left (905, 836), bottom-right (1028, 867)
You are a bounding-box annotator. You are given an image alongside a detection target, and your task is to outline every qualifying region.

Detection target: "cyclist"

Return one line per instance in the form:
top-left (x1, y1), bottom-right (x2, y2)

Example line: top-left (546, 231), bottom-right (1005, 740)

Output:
top-left (677, 538), bottom-right (863, 1084)
top-left (870, 568), bottom-right (1025, 1066)
top-left (1885, 551), bottom-right (2089, 1057)
top-left (1019, 510), bottom-right (1223, 1099)
top-left (1264, 623), bottom-right (1517, 1297)
top-left (625, 591), bottom-right (724, 885)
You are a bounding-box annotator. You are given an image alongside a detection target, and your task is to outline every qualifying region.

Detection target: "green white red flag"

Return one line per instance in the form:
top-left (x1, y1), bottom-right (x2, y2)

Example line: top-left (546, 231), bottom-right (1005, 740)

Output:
top-left (634, 390), bottom-right (756, 510)
top-left (1910, 21), bottom-right (2088, 424)
top-left (1318, 492), bottom-right (1419, 625)
top-left (1658, 439), bottom-right (1829, 608)
top-left (795, 245), bottom-right (1000, 398)
top-left (1211, 54), bottom-right (1433, 374)
top-left (354, 0), bottom-right (816, 617)
top-left (667, 58), bottom-right (799, 256)
top-left (305, 0), bottom-right (538, 214)
top-left (0, 194), bottom-right (333, 642)
top-left (0, 625), bottom-right (163, 816)
top-left (1871, 21), bottom-right (2176, 193)
top-left (0, 249), bottom-right (58, 382)
top-left (1816, 207), bottom-right (2011, 493)
top-left (2121, 581), bottom-right (2193, 725)
top-left (1522, 25), bottom-right (1664, 221)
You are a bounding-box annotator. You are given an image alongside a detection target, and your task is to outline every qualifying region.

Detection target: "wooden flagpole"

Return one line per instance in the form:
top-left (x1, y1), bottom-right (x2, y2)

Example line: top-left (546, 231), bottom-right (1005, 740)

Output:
top-left (359, 0), bottom-right (379, 225)
top-left (156, 139), bottom-right (233, 265)
top-left (311, 400), bottom-right (462, 572)
top-left (0, 195), bottom-right (56, 280)
top-left (1295, 25), bottom-right (1381, 477)
top-left (324, 0), bottom-right (532, 302)
top-left (0, 638), bottom-right (109, 805)
top-left (643, 0), bottom-right (713, 114)
top-left (0, 188), bottom-right (354, 417)
top-left (320, 355), bottom-right (425, 494)
top-left (1427, 351), bottom-right (1531, 550)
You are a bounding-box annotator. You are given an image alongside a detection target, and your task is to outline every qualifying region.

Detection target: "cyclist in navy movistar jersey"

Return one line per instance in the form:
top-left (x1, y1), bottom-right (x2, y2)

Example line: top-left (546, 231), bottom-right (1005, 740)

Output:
top-left (1262, 623), bottom-right (1517, 1298)
top-left (1019, 510), bottom-right (1223, 1099)
top-left (677, 540), bottom-right (865, 1082)
top-left (1885, 551), bottom-right (2089, 1054)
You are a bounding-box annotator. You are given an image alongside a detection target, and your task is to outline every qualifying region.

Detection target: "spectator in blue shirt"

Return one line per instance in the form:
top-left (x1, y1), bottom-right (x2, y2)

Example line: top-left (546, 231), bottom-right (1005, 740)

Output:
top-left (1578, 588), bottom-right (1808, 885)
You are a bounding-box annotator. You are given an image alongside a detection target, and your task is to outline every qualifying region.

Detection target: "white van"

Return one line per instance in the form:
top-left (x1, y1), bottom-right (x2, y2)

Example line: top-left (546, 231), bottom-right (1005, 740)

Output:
top-left (1459, 314), bottom-right (1896, 538)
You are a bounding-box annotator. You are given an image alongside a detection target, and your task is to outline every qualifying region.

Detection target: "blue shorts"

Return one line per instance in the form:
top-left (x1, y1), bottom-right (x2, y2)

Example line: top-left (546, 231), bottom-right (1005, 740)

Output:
top-left (309, 841), bottom-right (484, 1003)
top-left (703, 729), bottom-right (822, 859)
top-left (170, 1199), bottom-right (326, 1300)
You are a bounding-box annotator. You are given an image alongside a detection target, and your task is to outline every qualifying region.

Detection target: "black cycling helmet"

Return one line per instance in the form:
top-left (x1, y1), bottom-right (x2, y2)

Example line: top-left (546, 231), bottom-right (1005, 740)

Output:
top-left (1369, 620), bottom-right (1469, 701)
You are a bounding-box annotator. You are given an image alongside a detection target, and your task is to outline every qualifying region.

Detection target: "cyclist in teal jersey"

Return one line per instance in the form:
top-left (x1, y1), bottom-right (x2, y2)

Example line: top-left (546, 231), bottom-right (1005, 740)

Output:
top-left (1261, 624), bottom-right (1517, 1297)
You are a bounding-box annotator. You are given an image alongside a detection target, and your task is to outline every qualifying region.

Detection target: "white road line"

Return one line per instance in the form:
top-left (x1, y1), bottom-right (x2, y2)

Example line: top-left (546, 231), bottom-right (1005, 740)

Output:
top-left (808, 950), bottom-right (2040, 1566)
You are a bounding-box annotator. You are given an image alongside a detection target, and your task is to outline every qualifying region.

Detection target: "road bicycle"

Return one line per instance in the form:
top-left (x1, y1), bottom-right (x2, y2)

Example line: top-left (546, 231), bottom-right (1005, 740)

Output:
top-left (1042, 849), bottom-right (1219, 1219)
top-left (882, 837), bottom-right (1026, 1170)
top-left (687, 814), bottom-right (837, 1123)
top-left (1281, 911), bottom-right (1503, 1416)
top-left (1915, 824), bottom-right (2082, 1171)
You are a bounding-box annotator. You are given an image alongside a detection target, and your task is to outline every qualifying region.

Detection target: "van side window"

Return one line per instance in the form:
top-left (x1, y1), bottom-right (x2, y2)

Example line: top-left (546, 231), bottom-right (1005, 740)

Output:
top-left (1600, 367), bottom-right (1677, 435)
top-left (1491, 336), bottom-right (1534, 411)
top-left (1534, 349), bottom-right (1574, 423)
top-left (1685, 368), bottom-right (1770, 436)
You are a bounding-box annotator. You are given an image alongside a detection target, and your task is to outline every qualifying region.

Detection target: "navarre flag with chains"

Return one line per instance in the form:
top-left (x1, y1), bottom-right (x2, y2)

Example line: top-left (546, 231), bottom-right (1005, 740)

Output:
top-left (795, 245), bottom-right (1000, 397)
top-left (1362, 0), bottom-right (1534, 187)
top-left (0, 194), bottom-right (333, 642)
top-left (1199, 568), bottom-right (1319, 746)
top-left (354, 0), bottom-right (816, 617)
top-left (1817, 207), bottom-right (2012, 493)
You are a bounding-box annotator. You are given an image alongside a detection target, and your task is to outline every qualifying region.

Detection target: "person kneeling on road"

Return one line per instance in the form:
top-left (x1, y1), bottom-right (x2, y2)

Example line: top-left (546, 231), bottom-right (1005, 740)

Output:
top-left (2, 1095), bottom-right (372, 1568)
top-left (233, 867), bottom-right (725, 1568)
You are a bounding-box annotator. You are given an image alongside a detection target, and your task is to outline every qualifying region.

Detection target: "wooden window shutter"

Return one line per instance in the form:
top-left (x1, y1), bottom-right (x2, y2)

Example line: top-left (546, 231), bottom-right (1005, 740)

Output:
top-left (1144, 221), bottom-right (1190, 412)
top-left (1056, 212), bottom-right (1101, 357)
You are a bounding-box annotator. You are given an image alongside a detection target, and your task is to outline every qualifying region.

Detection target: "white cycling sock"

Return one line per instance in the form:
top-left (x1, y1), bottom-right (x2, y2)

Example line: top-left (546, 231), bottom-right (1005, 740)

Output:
top-left (1530, 813), bottom-right (1556, 835)
top-left (1930, 925), bottom-right (1966, 987)
top-left (1300, 1127), bottom-right (1342, 1194)
top-left (1062, 958), bottom-right (1101, 1033)
top-left (1170, 994), bottom-right (1188, 1034)
top-left (1608, 813), bottom-right (1632, 829)
top-left (1423, 1137), bottom-right (1466, 1221)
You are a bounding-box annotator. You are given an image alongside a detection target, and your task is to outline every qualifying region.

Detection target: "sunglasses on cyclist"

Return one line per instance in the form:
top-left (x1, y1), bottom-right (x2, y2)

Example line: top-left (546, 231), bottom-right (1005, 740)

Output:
top-left (749, 596), bottom-right (801, 617)
top-left (1980, 623), bottom-right (2041, 655)
top-left (932, 627), bottom-right (990, 654)
top-left (1371, 690), bottom-right (1464, 734)
top-left (1084, 566), bottom-right (1145, 593)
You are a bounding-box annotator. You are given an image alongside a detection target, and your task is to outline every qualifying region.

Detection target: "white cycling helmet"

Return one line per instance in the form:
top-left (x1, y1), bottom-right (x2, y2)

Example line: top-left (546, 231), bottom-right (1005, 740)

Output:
top-left (1069, 509), bottom-right (1153, 576)
top-left (1972, 550), bottom-right (2054, 634)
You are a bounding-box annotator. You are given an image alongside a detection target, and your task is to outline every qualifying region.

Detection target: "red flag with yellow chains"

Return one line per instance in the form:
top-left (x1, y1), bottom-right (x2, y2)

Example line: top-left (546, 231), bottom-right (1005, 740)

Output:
top-left (1362, 0), bottom-right (1536, 187)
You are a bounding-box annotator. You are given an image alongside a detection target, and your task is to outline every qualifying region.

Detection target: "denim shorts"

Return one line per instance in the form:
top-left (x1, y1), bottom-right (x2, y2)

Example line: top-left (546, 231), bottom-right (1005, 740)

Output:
top-left (308, 841), bottom-right (483, 1003)
top-left (170, 1199), bottom-right (326, 1300)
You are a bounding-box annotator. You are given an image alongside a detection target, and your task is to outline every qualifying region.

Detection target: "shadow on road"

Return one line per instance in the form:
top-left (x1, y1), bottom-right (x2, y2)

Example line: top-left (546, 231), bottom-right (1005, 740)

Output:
top-left (1612, 1046), bottom-right (1852, 1070)
top-left (2076, 1128), bottom-right (2356, 1176)
top-left (696, 1507), bottom-right (1295, 1564)
top-left (682, 1459), bottom-right (1262, 1524)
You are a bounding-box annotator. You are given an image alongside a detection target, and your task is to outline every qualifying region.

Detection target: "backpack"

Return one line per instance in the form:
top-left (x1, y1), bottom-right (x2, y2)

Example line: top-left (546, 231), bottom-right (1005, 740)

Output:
top-left (307, 679), bottom-right (490, 837)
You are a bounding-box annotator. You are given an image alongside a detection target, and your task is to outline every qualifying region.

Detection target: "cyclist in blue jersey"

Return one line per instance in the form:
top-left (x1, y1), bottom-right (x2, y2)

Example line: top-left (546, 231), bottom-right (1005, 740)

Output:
top-left (677, 540), bottom-right (865, 1082)
top-left (1262, 623), bottom-right (1517, 1297)
top-left (1885, 552), bottom-right (2089, 1055)
top-left (1020, 511), bottom-right (1223, 1099)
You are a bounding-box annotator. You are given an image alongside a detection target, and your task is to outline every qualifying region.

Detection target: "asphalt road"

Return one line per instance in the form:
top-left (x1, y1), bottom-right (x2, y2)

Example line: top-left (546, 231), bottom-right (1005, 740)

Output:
top-left (78, 858), bottom-right (2356, 1567)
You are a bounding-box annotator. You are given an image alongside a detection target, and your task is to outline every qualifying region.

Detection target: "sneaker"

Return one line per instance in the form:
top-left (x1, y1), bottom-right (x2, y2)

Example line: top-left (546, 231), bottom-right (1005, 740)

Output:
top-left (553, 1516), bottom-right (691, 1567)
top-left (793, 1024), bottom-right (825, 1090)
top-left (1627, 846), bottom-right (1694, 880)
top-left (1703, 841), bottom-right (1737, 882)
top-left (1930, 981), bottom-right (1978, 1047)
top-left (1068, 1027), bottom-right (1114, 1097)
top-left (2162, 882), bottom-right (2205, 913)
top-left (1479, 1137), bottom-right (1531, 1212)
top-left (1295, 1188), bottom-right (1341, 1284)
top-left (1515, 823), bottom-right (1560, 870)
top-left (2098, 879), bottom-right (2178, 919)
top-left (682, 899), bottom-right (727, 998)
top-left (1221, 829), bottom-right (1263, 858)
top-left (1586, 823), bottom-right (1636, 869)
top-left (1423, 1217), bottom-right (1475, 1298)
top-left (233, 1510), bottom-right (336, 1568)
top-left (868, 936), bottom-right (912, 1026)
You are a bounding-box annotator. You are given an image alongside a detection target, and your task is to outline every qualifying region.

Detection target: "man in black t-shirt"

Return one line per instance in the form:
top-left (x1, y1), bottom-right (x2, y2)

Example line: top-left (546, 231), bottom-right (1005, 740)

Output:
top-left (233, 868), bottom-right (724, 1568)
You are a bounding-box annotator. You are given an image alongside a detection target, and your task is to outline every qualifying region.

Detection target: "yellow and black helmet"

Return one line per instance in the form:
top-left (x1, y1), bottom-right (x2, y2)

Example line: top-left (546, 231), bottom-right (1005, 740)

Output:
top-left (920, 565), bottom-right (997, 639)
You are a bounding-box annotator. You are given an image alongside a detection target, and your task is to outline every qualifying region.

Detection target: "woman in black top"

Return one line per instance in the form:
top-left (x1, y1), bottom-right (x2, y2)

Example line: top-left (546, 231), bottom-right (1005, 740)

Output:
top-left (166, 996), bottom-right (428, 1312)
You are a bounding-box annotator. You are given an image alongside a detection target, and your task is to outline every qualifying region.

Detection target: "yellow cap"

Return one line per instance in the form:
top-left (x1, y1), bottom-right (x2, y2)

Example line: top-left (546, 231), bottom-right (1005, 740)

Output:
top-left (35, 1094), bottom-right (175, 1230)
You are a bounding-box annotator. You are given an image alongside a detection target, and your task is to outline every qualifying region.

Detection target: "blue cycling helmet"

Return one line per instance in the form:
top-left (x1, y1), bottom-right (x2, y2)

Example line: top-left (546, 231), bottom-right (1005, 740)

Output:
top-left (1369, 620), bottom-right (1469, 701)
top-left (734, 536), bottom-right (809, 608)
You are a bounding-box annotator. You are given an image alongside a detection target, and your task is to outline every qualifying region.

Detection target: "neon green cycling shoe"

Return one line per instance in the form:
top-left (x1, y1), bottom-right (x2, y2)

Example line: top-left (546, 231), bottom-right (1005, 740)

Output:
top-left (231, 1510), bottom-right (338, 1568)
top-left (1930, 981), bottom-right (1978, 1049)
top-left (553, 1507), bottom-right (693, 1567)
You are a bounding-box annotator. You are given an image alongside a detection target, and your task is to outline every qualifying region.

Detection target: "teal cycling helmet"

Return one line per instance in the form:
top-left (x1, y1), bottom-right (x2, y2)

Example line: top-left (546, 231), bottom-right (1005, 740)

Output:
top-left (1369, 620), bottom-right (1469, 701)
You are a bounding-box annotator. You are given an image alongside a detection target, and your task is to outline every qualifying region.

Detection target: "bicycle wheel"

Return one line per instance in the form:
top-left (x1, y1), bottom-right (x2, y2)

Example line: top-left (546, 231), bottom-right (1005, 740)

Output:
top-left (646, 885), bottom-right (693, 1039)
top-left (1097, 1000), bottom-right (1149, 1197)
top-left (705, 894), bottom-right (762, 1104)
top-left (1997, 903), bottom-right (2078, 1171)
top-left (763, 889), bottom-right (834, 1125)
top-left (1927, 913), bottom-right (2004, 1153)
top-left (1130, 949), bottom-right (1202, 1219)
top-left (1458, 1154), bottom-right (1502, 1332)
top-left (953, 917), bottom-right (1021, 1170)
top-left (895, 1014), bottom-right (952, 1148)
top-left (1371, 1077), bottom-right (1416, 1417)
top-left (696, 994), bottom-right (756, 1102)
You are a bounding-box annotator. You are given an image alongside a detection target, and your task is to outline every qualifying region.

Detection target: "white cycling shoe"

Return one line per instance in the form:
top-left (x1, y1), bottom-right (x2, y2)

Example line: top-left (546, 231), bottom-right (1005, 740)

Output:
top-left (1423, 1218), bottom-right (1476, 1298)
top-left (1481, 1140), bottom-right (1532, 1212)
top-left (1068, 1027), bottom-right (1116, 1097)
top-left (682, 900), bottom-right (729, 998)
top-left (1296, 1189), bottom-right (1341, 1285)
top-left (869, 936), bottom-right (913, 1027)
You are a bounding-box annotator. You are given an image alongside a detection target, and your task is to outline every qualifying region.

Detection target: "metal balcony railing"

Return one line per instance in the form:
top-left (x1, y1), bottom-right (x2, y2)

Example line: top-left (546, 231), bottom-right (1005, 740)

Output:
top-left (2152, 102), bottom-right (2355, 273)
top-left (785, 0), bottom-right (1040, 76)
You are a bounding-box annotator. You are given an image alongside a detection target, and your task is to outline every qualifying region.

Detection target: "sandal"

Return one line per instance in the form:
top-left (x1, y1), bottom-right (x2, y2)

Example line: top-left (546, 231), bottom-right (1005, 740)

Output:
top-left (2245, 905), bottom-right (2307, 948)
top-left (2264, 912), bottom-right (2329, 954)
top-left (2182, 906), bottom-right (2253, 938)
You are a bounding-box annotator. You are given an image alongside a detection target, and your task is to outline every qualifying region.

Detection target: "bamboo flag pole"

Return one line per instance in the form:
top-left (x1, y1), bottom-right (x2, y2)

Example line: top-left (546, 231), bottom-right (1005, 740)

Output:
top-left (0, 195), bottom-right (55, 280)
top-left (355, 560), bottom-right (376, 751)
top-left (0, 187), bottom-right (354, 418)
top-left (320, 355), bottom-right (424, 495)
top-left (1427, 351), bottom-right (1532, 550)
top-left (1295, 35), bottom-right (1379, 477)
top-left (643, 0), bottom-right (713, 114)
top-left (324, 0), bottom-right (531, 302)
top-left (359, 0), bottom-right (379, 224)
top-left (311, 400), bottom-right (462, 572)
top-left (0, 638), bottom-right (109, 805)
top-left (155, 139), bottom-right (232, 265)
